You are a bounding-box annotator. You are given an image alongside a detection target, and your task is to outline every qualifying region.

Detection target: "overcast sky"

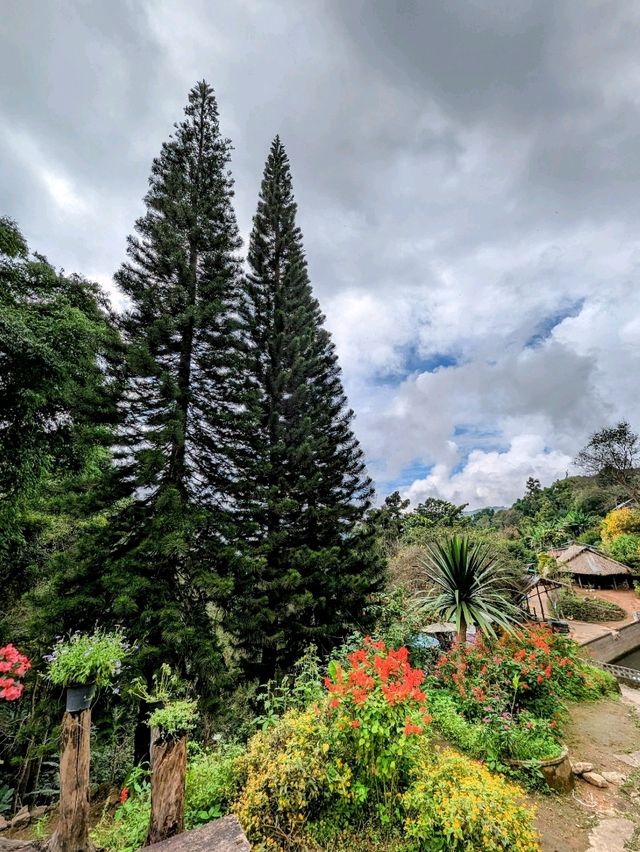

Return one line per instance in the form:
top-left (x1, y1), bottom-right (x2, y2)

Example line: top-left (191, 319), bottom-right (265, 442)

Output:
top-left (2, 0), bottom-right (640, 508)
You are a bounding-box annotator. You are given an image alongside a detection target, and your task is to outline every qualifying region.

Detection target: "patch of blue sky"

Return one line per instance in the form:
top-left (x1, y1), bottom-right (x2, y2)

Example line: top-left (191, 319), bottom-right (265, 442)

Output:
top-left (376, 460), bottom-right (434, 498)
top-left (525, 299), bottom-right (585, 349)
top-left (372, 344), bottom-right (458, 387)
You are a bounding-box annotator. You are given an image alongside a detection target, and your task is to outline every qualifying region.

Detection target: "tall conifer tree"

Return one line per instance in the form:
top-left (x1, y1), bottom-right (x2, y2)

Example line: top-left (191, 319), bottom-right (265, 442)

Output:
top-left (232, 138), bottom-right (384, 679)
top-left (51, 81), bottom-right (247, 703)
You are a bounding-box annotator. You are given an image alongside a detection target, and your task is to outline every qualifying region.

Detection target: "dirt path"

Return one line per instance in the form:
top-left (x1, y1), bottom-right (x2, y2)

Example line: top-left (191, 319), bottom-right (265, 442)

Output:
top-left (566, 589), bottom-right (639, 645)
top-left (533, 688), bottom-right (640, 851)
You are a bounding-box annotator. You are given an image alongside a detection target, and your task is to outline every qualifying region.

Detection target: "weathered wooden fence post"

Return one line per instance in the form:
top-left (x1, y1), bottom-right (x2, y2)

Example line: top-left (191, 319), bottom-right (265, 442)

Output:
top-left (47, 704), bottom-right (94, 852)
top-left (145, 733), bottom-right (187, 845)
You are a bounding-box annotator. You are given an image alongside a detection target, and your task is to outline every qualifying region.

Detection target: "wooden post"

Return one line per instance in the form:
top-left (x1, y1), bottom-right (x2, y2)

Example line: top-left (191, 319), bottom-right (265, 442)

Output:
top-left (145, 735), bottom-right (187, 846)
top-left (47, 709), bottom-right (94, 852)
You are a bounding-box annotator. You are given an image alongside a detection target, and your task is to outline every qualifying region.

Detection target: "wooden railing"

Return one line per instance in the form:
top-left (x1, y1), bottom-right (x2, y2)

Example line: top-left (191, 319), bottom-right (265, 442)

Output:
top-left (591, 660), bottom-right (640, 687)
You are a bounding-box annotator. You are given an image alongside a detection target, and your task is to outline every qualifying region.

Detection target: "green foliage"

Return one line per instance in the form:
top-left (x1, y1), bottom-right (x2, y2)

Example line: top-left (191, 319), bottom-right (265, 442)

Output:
top-left (418, 535), bottom-right (522, 641)
top-left (554, 590), bottom-right (626, 622)
top-left (227, 136), bottom-right (384, 679)
top-left (366, 491), bottom-right (410, 545)
top-left (0, 217), bottom-right (122, 621)
top-left (185, 742), bottom-right (246, 829)
top-left (148, 699), bottom-right (198, 739)
top-left (92, 767), bottom-right (150, 852)
top-left (255, 645), bottom-right (324, 730)
top-left (402, 749), bottom-right (539, 852)
top-left (607, 533), bottom-right (640, 568)
top-left (128, 663), bottom-right (186, 704)
top-left (576, 421), bottom-right (640, 501)
top-left (428, 688), bottom-right (561, 770)
top-left (0, 783), bottom-right (13, 815)
top-left (414, 498), bottom-right (468, 526)
top-left (46, 629), bottom-right (130, 687)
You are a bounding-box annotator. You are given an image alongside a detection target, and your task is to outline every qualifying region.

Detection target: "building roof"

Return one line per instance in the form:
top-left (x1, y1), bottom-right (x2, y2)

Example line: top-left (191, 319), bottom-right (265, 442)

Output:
top-left (547, 544), bottom-right (632, 577)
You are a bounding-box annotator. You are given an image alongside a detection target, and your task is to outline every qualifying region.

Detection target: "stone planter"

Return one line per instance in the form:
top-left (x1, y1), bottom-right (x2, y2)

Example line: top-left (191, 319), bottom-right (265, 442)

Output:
top-left (508, 745), bottom-right (574, 792)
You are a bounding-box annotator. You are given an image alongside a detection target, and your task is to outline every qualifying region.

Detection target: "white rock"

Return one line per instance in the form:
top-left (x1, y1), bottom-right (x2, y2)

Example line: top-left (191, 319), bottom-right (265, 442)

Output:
top-left (572, 761), bottom-right (594, 775)
top-left (588, 817), bottom-right (634, 851)
top-left (0, 815), bottom-right (8, 831)
top-left (601, 771), bottom-right (626, 785)
top-left (583, 771), bottom-right (608, 788)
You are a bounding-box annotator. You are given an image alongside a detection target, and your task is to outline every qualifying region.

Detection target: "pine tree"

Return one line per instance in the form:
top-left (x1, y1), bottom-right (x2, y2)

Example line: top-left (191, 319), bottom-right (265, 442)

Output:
top-left (232, 137), bottom-right (384, 679)
top-left (32, 82), bottom-right (247, 706)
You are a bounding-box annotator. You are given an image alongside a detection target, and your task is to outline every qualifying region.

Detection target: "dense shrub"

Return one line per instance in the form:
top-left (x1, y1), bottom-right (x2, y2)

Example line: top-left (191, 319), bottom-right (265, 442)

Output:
top-left (402, 749), bottom-right (539, 852)
top-left (92, 768), bottom-right (150, 852)
top-left (93, 744), bottom-right (246, 850)
top-left (606, 533), bottom-right (640, 569)
top-left (428, 691), bottom-right (560, 766)
top-left (435, 625), bottom-right (615, 723)
top-left (185, 742), bottom-right (245, 828)
top-left (554, 590), bottom-right (626, 623)
top-left (234, 707), bottom-right (330, 849)
top-left (601, 508), bottom-right (640, 544)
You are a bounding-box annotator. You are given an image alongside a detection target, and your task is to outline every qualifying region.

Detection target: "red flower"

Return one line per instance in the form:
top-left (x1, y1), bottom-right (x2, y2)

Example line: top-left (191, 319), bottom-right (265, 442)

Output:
top-left (0, 646), bottom-right (30, 702)
top-left (119, 787), bottom-right (129, 805)
top-left (350, 719), bottom-right (361, 729)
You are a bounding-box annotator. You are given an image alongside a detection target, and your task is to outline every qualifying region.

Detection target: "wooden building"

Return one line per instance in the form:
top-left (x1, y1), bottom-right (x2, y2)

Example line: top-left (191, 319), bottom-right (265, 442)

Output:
top-left (546, 544), bottom-right (632, 589)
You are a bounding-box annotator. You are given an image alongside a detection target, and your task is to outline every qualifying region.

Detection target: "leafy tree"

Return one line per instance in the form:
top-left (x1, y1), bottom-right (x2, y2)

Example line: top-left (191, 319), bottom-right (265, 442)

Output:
top-left (576, 422), bottom-right (640, 501)
top-left (417, 535), bottom-right (522, 643)
top-left (606, 533), bottom-right (640, 569)
top-left (512, 477), bottom-right (543, 518)
top-left (600, 507), bottom-right (640, 544)
top-left (558, 508), bottom-right (594, 537)
top-left (230, 137), bottom-right (384, 679)
top-left (367, 491), bottom-right (410, 542)
top-left (414, 497), bottom-right (468, 526)
top-left (0, 217), bottom-right (122, 618)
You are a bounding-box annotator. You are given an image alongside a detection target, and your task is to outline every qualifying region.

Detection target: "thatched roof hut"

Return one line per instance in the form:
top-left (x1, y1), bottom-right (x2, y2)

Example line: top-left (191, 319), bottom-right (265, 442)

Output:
top-left (547, 544), bottom-right (631, 587)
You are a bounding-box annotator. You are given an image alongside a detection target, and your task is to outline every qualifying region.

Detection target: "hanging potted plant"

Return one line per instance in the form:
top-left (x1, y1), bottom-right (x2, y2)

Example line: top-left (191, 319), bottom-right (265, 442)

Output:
top-left (46, 629), bottom-right (130, 712)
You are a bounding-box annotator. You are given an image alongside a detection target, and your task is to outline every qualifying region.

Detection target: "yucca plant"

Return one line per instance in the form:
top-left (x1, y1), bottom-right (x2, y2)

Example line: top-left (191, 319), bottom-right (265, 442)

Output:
top-left (417, 535), bottom-right (522, 643)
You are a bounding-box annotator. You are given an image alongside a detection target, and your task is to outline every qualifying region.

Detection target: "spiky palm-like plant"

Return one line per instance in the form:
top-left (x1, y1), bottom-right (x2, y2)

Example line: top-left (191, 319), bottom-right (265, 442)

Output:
top-left (418, 535), bottom-right (522, 643)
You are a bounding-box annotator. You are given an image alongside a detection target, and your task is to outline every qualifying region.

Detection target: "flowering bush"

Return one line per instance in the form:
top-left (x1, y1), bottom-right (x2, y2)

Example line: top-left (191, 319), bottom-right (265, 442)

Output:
top-left (0, 644), bottom-right (31, 701)
top-left (402, 749), bottom-right (539, 851)
top-left (435, 625), bottom-right (614, 723)
top-left (324, 638), bottom-right (431, 814)
top-left (46, 629), bottom-right (130, 688)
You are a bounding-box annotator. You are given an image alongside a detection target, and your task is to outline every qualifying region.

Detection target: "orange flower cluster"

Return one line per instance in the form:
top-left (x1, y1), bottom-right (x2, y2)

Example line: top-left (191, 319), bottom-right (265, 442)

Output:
top-left (324, 637), bottom-right (431, 735)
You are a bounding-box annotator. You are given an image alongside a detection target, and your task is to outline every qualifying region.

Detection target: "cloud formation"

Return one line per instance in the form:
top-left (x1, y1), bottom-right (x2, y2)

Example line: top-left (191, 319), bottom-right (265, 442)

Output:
top-left (2, 1), bottom-right (640, 507)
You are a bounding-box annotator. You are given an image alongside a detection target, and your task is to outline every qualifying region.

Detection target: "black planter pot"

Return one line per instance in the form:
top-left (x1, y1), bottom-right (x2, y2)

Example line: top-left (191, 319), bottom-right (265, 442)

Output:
top-left (66, 682), bottom-right (96, 713)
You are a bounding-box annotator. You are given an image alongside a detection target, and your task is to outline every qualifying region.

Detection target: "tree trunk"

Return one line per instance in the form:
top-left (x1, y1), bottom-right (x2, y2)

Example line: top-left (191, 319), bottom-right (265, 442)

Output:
top-left (145, 735), bottom-right (187, 846)
top-left (457, 614), bottom-right (467, 645)
top-left (47, 709), bottom-right (94, 852)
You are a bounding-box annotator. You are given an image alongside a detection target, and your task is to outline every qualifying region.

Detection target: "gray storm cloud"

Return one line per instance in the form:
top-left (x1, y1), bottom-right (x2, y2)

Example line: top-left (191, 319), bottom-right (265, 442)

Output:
top-left (2, 0), bottom-right (639, 507)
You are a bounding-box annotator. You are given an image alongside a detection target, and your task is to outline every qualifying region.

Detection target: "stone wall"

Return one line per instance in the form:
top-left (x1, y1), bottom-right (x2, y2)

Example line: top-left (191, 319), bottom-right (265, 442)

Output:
top-left (580, 620), bottom-right (640, 663)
